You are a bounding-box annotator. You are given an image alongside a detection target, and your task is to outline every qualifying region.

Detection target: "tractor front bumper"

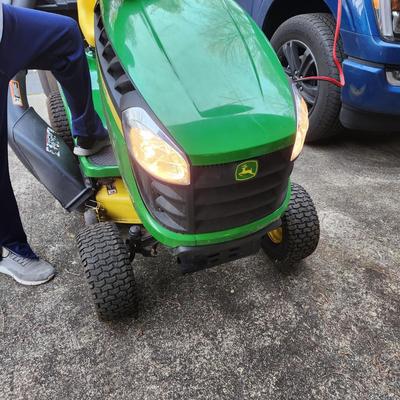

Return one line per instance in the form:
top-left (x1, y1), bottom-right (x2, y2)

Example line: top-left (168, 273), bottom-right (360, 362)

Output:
top-left (174, 220), bottom-right (281, 273)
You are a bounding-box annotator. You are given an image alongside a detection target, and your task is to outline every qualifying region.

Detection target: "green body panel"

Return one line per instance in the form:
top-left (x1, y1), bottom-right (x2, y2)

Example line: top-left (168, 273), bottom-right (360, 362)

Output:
top-left (63, 52), bottom-right (120, 178)
top-left (100, 0), bottom-right (296, 166)
top-left (99, 84), bottom-right (291, 247)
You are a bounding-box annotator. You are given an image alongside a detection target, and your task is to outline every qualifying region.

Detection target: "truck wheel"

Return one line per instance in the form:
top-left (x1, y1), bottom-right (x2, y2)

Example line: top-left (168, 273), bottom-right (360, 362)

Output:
top-left (262, 183), bottom-right (320, 272)
top-left (47, 91), bottom-right (74, 151)
top-left (76, 222), bottom-right (137, 320)
top-left (271, 13), bottom-right (344, 142)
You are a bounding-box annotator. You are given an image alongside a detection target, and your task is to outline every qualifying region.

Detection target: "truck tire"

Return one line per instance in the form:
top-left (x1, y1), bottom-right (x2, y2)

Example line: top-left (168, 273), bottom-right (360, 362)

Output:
top-left (76, 222), bottom-right (137, 320)
top-left (47, 91), bottom-right (74, 151)
top-left (271, 13), bottom-right (344, 142)
top-left (262, 183), bottom-right (320, 273)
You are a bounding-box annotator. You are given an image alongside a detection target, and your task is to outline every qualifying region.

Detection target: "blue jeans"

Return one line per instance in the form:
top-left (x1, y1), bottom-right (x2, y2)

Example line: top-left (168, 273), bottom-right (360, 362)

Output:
top-left (0, 4), bottom-right (106, 258)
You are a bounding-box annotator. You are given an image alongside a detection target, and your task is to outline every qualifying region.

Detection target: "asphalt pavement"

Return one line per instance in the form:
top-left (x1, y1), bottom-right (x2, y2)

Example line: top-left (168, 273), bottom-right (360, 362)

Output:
top-left (0, 75), bottom-right (399, 400)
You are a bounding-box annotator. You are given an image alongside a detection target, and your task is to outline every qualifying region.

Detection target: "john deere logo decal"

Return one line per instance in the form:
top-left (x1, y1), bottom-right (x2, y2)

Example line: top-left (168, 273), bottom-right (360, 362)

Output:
top-left (235, 160), bottom-right (258, 181)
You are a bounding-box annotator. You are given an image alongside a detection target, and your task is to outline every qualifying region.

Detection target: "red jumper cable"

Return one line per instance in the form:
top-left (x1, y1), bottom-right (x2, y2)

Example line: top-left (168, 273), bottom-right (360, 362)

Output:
top-left (295, 0), bottom-right (345, 88)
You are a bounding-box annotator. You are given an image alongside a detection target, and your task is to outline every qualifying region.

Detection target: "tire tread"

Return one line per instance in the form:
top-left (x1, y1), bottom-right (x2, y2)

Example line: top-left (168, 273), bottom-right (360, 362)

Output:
top-left (76, 222), bottom-right (136, 320)
top-left (262, 183), bottom-right (320, 271)
top-left (47, 91), bottom-right (74, 150)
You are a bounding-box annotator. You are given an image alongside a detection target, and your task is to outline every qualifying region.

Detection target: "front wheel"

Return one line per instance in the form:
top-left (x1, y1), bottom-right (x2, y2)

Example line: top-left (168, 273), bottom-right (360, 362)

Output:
top-left (76, 222), bottom-right (137, 320)
top-left (262, 183), bottom-right (320, 272)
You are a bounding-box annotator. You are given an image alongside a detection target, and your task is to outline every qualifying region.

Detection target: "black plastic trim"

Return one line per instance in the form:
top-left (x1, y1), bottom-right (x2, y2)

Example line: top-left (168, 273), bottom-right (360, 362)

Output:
top-left (340, 104), bottom-right (400, 132)
top-left (346, 56), bottom-right (385, 69)
top-left (94, 4), bottom-right (135, 115)
top-left (175, 220), bottom-right (281, 273)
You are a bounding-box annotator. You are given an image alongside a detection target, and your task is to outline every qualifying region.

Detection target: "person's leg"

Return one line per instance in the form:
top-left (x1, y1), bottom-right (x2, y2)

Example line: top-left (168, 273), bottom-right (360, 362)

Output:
top-left (0, 22), bottom-right (55, 284)
top-left (1, 4), bottom-right (107, 142)
top-left (0, 5), bottom-right (45, 256)
top-left (1, 4), bottom-right (108, 255)
top-left (0, 5), bottom-right (106, 283)
top-left (0, 77), bottom-right (34, 257)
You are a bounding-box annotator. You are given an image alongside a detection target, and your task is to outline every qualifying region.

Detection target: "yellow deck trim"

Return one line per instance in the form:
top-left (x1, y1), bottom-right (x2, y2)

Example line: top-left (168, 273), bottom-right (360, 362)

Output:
top-left (96, 178), bottom-right (141, 224)
top-left (78, 0), bottom-right (96, 47)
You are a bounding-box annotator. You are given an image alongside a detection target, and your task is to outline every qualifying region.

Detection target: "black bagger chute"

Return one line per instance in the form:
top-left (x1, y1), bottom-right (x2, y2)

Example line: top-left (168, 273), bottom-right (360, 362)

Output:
top-left (7, 71), bottom-right (92, 211)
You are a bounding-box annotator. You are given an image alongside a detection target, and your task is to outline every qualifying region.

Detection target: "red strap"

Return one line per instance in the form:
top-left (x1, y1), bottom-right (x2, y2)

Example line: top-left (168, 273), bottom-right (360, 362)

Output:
top-left (295, 0), bottom-right (345, 88)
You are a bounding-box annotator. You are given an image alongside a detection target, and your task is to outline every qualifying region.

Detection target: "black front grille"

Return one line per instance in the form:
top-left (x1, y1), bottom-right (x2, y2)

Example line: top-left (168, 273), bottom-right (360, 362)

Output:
top-left (134, 149), bottom-right (293, 234)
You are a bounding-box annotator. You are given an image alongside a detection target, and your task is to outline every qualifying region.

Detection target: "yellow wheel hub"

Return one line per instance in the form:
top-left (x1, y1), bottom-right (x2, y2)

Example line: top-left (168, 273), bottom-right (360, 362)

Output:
top-left (267, 227), bottom-right (283, 244)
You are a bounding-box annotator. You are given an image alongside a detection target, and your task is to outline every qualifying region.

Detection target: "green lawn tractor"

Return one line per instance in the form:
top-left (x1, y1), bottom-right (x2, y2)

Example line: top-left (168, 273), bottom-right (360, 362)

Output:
top-left (8, 0), bottom-right (320, 320)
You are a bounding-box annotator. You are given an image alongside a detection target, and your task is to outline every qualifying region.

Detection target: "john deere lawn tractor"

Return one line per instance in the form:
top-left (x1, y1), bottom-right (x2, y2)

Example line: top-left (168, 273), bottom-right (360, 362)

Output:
top-left (8, 0), bottom-right (320, 320)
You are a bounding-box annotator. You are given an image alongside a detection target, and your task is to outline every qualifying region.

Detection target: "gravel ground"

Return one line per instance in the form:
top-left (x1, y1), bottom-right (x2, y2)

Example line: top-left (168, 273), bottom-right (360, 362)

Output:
top-left (0, 84), bottom-right (399, 399)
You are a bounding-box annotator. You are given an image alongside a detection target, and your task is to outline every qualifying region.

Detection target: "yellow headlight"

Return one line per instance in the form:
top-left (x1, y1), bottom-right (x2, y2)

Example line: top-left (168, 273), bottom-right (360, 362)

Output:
top-left (291, 88), bottom-right (310, 161)
top-left (122, 108), bottom-right (190, 185)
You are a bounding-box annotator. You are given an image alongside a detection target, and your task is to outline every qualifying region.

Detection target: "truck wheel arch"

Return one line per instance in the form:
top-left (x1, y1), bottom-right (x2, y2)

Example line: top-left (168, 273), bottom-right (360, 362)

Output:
top-left (262, 0), bottom-right (334, 38)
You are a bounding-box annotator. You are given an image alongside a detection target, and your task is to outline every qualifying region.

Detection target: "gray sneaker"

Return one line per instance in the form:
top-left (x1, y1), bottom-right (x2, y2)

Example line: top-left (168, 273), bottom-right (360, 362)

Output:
top-left (73, 137), bottom-right (110, 157)
top-left (0, 248), bottom-right (55, 286)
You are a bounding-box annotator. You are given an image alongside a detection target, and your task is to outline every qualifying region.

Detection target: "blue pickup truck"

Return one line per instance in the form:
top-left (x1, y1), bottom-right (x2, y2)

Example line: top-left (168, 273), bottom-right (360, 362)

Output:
top-left (36, 0), bottom-right (400, 141)
top-left (237, 0), bottom-right (400, 141)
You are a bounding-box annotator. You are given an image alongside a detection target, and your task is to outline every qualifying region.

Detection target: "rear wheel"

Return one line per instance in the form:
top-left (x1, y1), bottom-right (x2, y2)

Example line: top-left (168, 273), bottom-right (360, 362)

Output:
top-left (262, 183), bottom-right (320, 272)
top-left (76, 222), bottom-right (137, 320)
top-left (47, 91), bottom-right (74, 151)
top-left (271, 13), bottom-right (344, 142)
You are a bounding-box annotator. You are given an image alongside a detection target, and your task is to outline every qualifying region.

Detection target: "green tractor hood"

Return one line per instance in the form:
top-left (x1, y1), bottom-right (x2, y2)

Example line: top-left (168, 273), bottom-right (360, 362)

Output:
top-left (101, 0), bottom-right (296, 165)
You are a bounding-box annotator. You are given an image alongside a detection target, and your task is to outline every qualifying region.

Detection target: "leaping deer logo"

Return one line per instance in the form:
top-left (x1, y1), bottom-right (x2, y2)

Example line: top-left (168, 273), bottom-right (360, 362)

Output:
top-left (235, 160), bottom-right (258, 181)
top-left (238, 164), bottom-right (254, 177)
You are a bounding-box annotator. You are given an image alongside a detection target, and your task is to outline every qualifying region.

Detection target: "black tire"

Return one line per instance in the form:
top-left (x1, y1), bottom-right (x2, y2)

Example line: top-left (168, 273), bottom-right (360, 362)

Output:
top-left (271, 13), bottom-right (344, 142)
top-left (46, 91), bottom-right (74, 150)
top-left (262, 183), bottom-right (320, 272)
top-left (76, 222), bottom-right (137, 320)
